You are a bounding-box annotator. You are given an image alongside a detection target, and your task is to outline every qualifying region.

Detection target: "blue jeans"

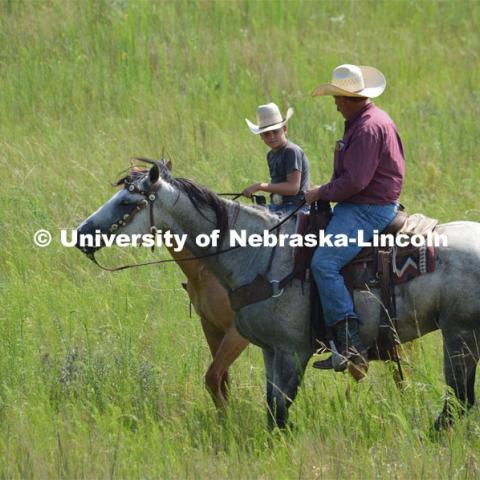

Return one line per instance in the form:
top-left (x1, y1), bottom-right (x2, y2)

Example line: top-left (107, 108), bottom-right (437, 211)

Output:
top-left (311, 202), bottom-right (398, 327)
top-left (269, 202), bottom-right (309, 216)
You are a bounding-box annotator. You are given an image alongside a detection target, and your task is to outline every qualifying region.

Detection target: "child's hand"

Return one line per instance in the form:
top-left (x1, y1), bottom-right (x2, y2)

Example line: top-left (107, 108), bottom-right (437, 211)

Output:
top-left (242, 183), bottom-right (262, 198)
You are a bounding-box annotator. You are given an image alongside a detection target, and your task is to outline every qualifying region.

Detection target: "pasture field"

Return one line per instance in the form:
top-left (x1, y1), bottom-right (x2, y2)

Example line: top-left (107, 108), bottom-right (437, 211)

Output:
top-left (1, 0), bottom-right (480, 477)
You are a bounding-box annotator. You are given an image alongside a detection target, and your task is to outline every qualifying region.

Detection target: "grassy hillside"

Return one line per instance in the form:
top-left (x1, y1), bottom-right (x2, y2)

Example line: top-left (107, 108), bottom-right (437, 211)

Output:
top-left (1, 0), bottom-right (479, 477)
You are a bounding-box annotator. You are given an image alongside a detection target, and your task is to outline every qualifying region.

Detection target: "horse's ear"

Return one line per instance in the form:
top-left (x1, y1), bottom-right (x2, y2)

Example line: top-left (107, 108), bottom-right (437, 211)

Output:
top-left (165, 160), bottom-right (173, 171)
top-left (149, 163), bottom-right (160, 184)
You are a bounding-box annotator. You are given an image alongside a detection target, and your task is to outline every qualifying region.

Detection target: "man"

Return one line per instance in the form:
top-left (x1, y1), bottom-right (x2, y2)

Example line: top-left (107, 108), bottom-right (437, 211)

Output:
top-left (306, 64), bottom-right (405, 373)
top-left (243, 103), bottom-right (310, 215)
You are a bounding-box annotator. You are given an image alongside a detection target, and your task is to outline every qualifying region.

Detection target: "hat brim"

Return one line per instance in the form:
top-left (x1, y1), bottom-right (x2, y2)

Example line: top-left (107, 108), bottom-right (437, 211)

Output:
top-left (312, 66), bottom-right (386, 99)
top-left (245, 107), bottom-right (294, 135)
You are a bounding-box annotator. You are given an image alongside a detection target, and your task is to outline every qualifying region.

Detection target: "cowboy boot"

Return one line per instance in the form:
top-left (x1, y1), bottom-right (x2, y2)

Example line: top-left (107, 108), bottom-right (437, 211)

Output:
top-left (313, 317), bottom-right (368, 377)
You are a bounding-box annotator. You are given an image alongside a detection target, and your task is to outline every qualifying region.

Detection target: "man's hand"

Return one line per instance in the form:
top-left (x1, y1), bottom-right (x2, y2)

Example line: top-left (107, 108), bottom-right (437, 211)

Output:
top-left (305, 186), bottom-right (322, 204)
top-left (242, 183), bottom-right (263, 198)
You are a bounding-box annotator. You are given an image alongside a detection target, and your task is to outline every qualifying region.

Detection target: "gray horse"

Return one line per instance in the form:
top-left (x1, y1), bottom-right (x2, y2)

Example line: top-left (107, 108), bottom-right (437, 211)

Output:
top-left (76, 161), bottom-right (480, 429)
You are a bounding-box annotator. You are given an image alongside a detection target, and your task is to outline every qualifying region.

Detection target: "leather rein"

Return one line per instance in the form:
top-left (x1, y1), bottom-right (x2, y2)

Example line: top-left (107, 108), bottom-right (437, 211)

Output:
top-left (86, 180), bottom-right (306, 272)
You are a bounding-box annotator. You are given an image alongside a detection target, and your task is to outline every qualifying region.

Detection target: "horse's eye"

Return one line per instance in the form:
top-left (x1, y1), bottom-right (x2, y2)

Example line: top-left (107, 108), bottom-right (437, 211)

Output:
top-left (119, 200), bottom-right (135, 206)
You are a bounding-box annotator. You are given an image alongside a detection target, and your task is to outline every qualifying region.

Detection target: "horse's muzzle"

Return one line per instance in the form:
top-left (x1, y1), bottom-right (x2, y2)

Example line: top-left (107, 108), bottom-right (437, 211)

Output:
top-left (75, 242), bottom-right (100, 256)
top-left (75, 220), bottom-right (104, 255)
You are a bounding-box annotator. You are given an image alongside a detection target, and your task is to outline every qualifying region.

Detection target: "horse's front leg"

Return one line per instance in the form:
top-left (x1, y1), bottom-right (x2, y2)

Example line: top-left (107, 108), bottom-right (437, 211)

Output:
top-left (435, 330), bottom-right (480, 430)
top-left (263, 348), bottom-right (275, 429)
top-left (203, 322), bottom-right (249, 409)
top-left (268, 349), bottom-right (309, 429)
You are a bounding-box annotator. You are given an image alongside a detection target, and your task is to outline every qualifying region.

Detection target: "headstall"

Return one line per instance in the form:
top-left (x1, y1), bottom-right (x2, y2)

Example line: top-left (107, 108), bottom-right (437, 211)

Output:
top-left (108, 181), bottom-right (159, 240)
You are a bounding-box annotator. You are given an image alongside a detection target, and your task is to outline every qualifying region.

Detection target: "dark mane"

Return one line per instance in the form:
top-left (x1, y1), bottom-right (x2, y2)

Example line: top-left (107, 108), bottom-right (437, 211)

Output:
top-left (114, 158), bottom-right (230, 248)
top-left (172, 177), bottom-right (230, 242)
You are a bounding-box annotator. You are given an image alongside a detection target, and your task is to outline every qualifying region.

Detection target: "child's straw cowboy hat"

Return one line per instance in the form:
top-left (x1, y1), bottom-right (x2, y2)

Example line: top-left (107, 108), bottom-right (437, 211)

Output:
top-left (245, 103), bottom-right (294, 135)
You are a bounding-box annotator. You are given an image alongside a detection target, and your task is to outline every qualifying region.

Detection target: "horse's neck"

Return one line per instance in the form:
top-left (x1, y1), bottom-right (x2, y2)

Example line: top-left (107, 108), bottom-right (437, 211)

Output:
top-left (167, 246), bottom-right (204, 285)
top-left (157, 181), bottom-right (279, 289)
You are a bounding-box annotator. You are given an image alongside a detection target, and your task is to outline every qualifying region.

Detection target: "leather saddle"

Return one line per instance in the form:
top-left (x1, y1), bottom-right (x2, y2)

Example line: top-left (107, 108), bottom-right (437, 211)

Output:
top-left (294, 203), bottom-right (436, 284)
top-left (295, 202), bottom-right (438, 360)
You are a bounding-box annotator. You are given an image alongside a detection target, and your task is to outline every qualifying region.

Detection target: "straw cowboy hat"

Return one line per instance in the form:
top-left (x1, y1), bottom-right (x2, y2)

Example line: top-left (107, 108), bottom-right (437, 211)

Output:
top-left (312, 64), bottom-right (386, 98)
top-left (245, 103), bottom-right (294, 135)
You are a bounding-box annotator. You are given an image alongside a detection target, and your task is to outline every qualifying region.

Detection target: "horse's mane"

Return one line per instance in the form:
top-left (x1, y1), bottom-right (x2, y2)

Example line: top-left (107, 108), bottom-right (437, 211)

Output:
top-left (113, 159), bottom-right (231, 248)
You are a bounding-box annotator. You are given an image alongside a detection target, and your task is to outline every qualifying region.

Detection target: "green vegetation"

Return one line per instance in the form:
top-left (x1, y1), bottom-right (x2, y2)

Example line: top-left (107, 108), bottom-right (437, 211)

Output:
top-left (1, 0), bottom-right (479, 477)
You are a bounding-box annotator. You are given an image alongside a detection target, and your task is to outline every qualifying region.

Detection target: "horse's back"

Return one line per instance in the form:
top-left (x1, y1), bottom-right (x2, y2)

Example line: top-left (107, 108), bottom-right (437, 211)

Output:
top-left (355, 220), bottom-right (480, 344)
top-left (436, 221), bottom-right (480, 247)
top-left (436, 221), bottom-right (480, 271)
top-left (414, 220), bottom-right (480, 330)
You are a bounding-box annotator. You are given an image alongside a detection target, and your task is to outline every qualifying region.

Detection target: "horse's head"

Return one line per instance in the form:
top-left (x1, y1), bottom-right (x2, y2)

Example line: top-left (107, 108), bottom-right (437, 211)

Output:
top-left (76, 159), bottom-right (171, 255)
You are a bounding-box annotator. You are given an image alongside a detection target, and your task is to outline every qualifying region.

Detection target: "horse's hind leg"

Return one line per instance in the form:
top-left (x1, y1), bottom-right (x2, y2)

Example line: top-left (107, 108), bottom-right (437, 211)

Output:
top-left (268, 350), bottom-right (309, 430)
top-left (435, 330), bottom-right (480, 430)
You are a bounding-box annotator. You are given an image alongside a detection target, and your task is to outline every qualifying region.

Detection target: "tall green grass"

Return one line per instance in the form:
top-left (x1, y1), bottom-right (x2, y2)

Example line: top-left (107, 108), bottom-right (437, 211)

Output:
top-left (1, 0), bottom-right (479, 477)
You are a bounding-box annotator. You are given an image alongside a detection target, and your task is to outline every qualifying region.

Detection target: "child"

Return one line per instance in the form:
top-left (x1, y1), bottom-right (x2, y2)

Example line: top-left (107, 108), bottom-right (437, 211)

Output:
top-left (243, 103), bottom-right (310, 215)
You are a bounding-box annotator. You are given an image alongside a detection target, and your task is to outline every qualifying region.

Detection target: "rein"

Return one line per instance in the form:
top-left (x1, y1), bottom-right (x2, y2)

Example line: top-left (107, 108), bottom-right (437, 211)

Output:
top-left (87, 182), bottom-right (306, 272)
top-left (217, 192), bottom-right (243, 201)
top-left (218, 192), bottom-right (267, 206)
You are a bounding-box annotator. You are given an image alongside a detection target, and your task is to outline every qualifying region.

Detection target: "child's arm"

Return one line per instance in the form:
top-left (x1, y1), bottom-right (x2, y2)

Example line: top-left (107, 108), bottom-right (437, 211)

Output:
top-left (242, 170), bottom-right (301, 198)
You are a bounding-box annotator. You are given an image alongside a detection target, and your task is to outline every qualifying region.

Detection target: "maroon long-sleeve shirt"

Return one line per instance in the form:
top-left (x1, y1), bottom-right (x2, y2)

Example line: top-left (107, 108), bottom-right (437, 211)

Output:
top-left (318, 103), bottom-right (405, 204)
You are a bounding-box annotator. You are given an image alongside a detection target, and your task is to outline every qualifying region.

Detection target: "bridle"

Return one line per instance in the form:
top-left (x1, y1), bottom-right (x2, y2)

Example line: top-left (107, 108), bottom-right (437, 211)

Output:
top-left (84, 175), bottom-right (164, 271)
top-left (85, 174), bottom-right (306, 272)
top-left (107, 181), bottom-right (159, 237)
